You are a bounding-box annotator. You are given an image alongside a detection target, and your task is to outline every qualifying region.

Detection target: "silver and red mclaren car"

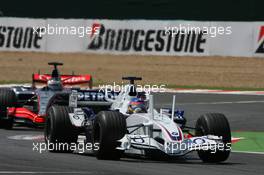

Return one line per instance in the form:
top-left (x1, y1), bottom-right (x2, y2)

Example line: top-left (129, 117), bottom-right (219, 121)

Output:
top-left (0, 62), bottom-right (92, 129)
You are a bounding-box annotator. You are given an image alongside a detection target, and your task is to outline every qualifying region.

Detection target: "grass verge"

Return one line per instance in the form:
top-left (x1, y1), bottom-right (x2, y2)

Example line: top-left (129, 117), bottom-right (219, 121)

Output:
top-left (232, 131), bottom-right (264, 153)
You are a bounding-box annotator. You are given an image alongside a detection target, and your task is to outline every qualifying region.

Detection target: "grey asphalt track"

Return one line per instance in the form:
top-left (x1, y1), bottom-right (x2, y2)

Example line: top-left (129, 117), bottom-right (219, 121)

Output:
top-left (0, 93), bottom-right (263, 175)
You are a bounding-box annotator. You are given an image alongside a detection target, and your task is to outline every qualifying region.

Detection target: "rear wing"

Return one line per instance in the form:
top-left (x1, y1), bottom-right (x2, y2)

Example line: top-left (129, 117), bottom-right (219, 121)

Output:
top-left (32, 74), bottom-right (93, 89)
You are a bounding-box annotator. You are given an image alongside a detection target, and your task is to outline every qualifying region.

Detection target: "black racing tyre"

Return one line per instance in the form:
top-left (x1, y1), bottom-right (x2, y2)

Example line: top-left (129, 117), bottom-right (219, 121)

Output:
top-left (1, 118), bottom-right (14, 130)
top-left (195, 113), bottom-right (231, 163)
top-left (0, 88), bottom-right (17, 129)
top-left (92, 111), bottom-right (126, 160)
top-left (0, 88), bottom-right (17, 108)
top-left (45, 105), bottom-right (78, 153)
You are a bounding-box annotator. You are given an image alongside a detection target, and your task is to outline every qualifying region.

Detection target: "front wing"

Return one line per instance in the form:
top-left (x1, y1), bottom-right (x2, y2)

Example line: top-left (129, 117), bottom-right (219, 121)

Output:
top-left (118, 134), bottom-right (228, 156)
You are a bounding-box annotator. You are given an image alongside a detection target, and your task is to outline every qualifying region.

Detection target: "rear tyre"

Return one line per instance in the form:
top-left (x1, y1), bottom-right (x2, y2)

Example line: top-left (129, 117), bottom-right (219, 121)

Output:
top-left (44, 105), bottom-right (78, 153)
top-left (0, 88), bottom-right (17, 129)
top-left (195, 113), bottom-right (231, 163)
top-left (92, 111), bottom-right (126, 160)
top-left (1, 118), bottom-right (14, 130)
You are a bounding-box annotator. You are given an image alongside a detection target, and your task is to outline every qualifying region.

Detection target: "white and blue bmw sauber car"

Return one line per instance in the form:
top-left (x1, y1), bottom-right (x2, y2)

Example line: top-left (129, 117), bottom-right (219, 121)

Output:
top-left (45, 77), bottom-right (231, 163)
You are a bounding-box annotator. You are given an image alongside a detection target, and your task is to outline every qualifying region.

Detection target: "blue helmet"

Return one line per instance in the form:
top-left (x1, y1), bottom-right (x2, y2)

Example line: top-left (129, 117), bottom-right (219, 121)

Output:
top-left (127, 98), bottom-right (147, 114)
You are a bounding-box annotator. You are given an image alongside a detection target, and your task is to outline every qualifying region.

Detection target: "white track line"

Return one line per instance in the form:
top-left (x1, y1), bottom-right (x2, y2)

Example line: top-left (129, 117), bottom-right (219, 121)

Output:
top-left (232, 151), bottom-right (264, 155)
top-left (164, 89), bottom-right (264, 96)
top-left (1, 84), bottom-right (264, 96)
top-left (0, 84), bottom-right (31, 87)
top-left (8, 135), bottom-right (44, 141)
top-left (177, 100), bottom-right (264, 105)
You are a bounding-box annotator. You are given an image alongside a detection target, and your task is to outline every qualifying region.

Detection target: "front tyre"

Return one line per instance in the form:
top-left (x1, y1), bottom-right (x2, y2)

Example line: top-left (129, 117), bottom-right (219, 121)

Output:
top-left (195, 113), bottom-right (231, 163)
top-left (0, 88), bottom-right (17, 129)
top-left (44, 105), bottom-right (78, 153)
top-left (92, 111), bottom-right (126, 160)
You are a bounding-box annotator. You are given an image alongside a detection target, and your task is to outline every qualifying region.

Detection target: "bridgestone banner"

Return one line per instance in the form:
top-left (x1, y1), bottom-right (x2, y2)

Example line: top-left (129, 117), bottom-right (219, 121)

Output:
top-left (84, 20), bottom-right (210, 56)
top-left (0, 17), bottom-right (263, 57)
top-left (0, 18), bottom-right (46, 51)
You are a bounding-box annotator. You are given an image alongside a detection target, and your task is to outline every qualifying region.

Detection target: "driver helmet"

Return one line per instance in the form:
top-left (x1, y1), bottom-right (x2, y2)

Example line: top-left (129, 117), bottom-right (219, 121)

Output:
top-left (127, 98), bottom-right (147, 114)
top-left (47, 79), bottom-right (63, 91)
